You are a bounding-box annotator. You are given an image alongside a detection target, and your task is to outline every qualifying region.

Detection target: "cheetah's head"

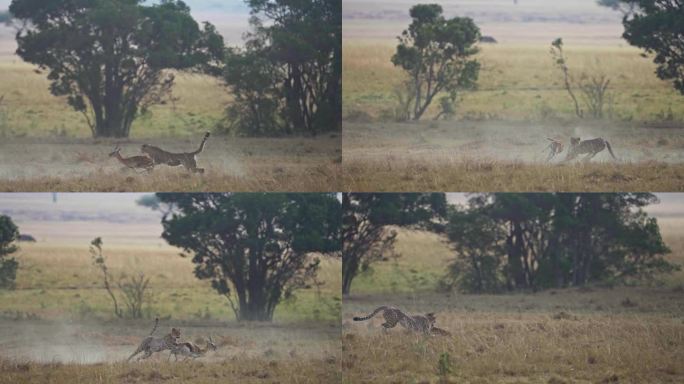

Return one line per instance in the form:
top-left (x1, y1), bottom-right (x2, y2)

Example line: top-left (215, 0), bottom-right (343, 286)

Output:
top-left (425, 312), bottom-right (437, 325)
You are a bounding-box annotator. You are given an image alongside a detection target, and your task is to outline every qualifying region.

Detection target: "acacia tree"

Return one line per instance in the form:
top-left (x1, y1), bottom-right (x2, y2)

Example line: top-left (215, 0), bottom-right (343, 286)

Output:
top-left (443, 206), bottom-right (504, 293)
top-left (443, 193), bottom-right (677, 292)
top-left (391, 4), bottom-right (480, 120)
top-left (0, 215), bottom-right (19, 289)
top-left (598, 0), bottom-right (684, 95)
top-left (342, 193), bottom-right (447, 295)
top-left (222, 0), bottom-right (341, 136)
top-left (621, 1), bottom-right (684, 95)
top-left (158, 193), bottom-right (341, 321)
top-left (10, 0), bottom-right (224, 137)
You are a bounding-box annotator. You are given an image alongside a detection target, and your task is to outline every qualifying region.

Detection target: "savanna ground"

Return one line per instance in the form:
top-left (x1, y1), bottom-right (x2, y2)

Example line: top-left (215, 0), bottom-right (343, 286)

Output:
top-left (342, 218), bottom-right (684, 383)
top-left (0, 27), bottom-right (341, 192)
top-left (342, 0), bottom-right (684, 191)
top-left (0, 235), bottom-right (341, 382)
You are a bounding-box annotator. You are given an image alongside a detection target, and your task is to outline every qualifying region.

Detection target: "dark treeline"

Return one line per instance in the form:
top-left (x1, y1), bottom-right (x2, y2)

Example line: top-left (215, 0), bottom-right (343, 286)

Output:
top-left (444, 193), bottom-right (678, 293)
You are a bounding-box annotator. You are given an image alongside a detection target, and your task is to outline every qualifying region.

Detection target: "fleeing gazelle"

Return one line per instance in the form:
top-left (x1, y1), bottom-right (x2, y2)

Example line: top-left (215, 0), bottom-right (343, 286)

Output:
top-left (109, 146), bottom-right (154, 171)
top-left (168, 336), bottom-right (217, 361)
top-left (544, 137), bottom-right (564, 162)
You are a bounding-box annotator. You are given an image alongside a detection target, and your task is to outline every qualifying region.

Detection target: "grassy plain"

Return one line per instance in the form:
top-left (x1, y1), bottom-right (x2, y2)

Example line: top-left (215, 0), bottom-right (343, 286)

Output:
top-left (0, 135), bottom-right (340, 192)
top-left (0, 241), bottom-right (342, 382)
top-left (0, 55), bottom-right (341, 192)
top-left (343, 43), bottom-right (684, 121)
top-left (342, 27), bottom-right (684, 191)
top-left (342, 219), bottom-right (684, 383)
top-left (343, 120), bottom-right (684, 192)
top-left (0, 243), bottom-right (342, 323)
top-left (0, 356), bottom-right (340, 384)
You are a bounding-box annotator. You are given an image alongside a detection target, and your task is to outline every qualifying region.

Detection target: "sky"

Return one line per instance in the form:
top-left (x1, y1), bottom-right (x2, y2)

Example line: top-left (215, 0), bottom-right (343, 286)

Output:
top-left (0, 193), bottom-right (165, 246)
top-left (0, 0), bottom-right (252, 46)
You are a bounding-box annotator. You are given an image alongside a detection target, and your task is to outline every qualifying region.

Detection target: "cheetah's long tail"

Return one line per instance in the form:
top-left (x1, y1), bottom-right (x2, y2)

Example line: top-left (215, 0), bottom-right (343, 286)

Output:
top-left (149, 317), bottom-right (159, 336)
top-left (353, 306), bottom-right (389, 321)
top-left (191, 132), bottom-right (211, 155)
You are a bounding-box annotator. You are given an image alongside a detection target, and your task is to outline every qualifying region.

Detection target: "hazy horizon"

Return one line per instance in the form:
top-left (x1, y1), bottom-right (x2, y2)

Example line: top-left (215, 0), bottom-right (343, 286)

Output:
top-left (343, 0), bottom-right (626, 45)
top-left (0, 192), bottom-right (680, 247)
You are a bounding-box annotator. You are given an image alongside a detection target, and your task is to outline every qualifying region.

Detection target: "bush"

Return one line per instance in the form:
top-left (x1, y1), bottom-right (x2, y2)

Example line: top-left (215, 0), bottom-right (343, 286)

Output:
top-left (0, 215), bottom-right (19, 289)
top-left (90, 237), bottom-right (152, 319)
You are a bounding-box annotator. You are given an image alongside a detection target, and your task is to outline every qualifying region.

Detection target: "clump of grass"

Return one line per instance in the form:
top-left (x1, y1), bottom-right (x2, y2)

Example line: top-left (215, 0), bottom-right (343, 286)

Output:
top-left (437, 351), bottom-right (453, 380)
top-left (343, 310), bottom-right (684, 383)
top-left (343, 157), bottom-right (684, 192)
top-left (0, 356), bottom-right (340, 384)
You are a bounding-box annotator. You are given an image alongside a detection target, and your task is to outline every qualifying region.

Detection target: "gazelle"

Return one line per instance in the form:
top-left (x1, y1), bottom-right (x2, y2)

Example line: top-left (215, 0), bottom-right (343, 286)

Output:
top-left (168, 336), bottom-right (217, 361)
top-left (544, 137), bottom-right (564, 162)
top-left (109, 146), bottom-right (155, 171)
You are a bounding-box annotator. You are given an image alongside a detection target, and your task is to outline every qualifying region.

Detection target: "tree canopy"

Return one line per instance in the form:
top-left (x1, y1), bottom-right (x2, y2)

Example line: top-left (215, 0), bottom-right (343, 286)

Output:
top-left (221, 0), bottom-right (341, 136)
top-left (443, 193), bottom-right (677, 293)
top-left (342, 193), bottom-right (447, 295)
top-left (157, 193), bottom-right (341, 321)
top-left (10, 0), bottom-right (224, 137)
top-left (598, 0), bottom-right (684, 95)
top-left (0, 215), bottom-right (19, 289)
top-left (391, 3), bottom-right (480, 120)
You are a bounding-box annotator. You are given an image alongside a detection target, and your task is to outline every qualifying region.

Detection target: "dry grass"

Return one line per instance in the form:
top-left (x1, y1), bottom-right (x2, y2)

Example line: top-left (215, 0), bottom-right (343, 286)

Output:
top-left (1, 243), bottom-right (342, 323)
top-left (0, 57), bottom-right (341, 192)
top-left (344, 158), bottom-right (684, 192)
top-left (0, 135), bottom-right (341, 192)
top-left (0, 355), bottom-right (340, 384)
top-left (342, 38), bottom-right (684, 191)
top-left (342, 308), bottom-right (683, 383)
top-left (342, 120), bottom-right (684, 192)
top-left (343, 42), bottom-right (684, 122)
top-left (341, 219), bottom-right (684, 383)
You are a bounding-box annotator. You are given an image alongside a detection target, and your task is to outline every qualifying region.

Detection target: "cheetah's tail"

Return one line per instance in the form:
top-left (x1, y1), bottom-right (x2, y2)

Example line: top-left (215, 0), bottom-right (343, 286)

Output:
top-left (353, 306), bottom-right (389, 321)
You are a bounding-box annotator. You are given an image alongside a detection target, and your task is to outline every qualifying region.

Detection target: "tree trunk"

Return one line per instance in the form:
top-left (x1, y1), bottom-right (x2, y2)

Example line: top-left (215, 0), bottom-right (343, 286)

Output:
top-left (342, 252), bottom-right (359, 296)
top-left (236, 288), bottom-right (274, 321)
top-left (507, 221), bottom-right (527, 289)
top-left (91, 94), bottom-right (131, 138)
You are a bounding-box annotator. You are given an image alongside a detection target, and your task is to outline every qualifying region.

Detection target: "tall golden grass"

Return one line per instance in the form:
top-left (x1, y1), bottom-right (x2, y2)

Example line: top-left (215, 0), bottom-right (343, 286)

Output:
top-left (0, 356), bottom-right (341, 384)
top-left (342, 119), bottom-right (684, 192)
top-left (343, 157), bottom-right (684, 192)
top-left (4, 243), bottom-right (341, 322)
top-left (343, 310), bottom-right (683, 383)
top-left (0, 60), bottom-right (229, 138)
top-left (343, 43), bottom-right (684, 122)
top-left (342, 219), bottom-right (684, 383)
